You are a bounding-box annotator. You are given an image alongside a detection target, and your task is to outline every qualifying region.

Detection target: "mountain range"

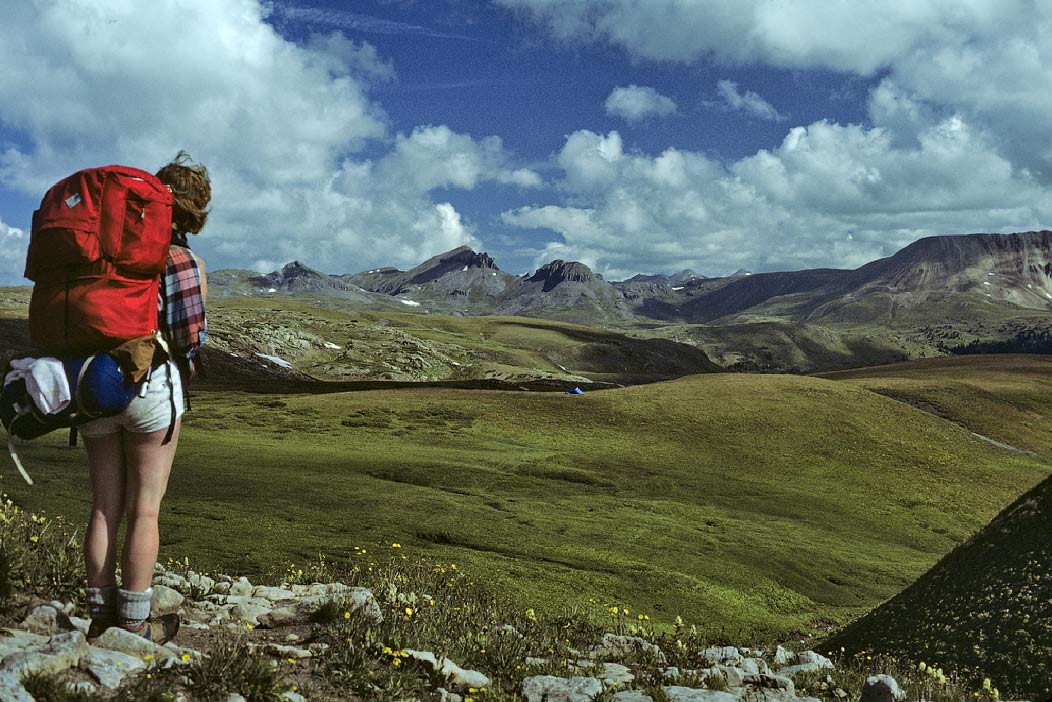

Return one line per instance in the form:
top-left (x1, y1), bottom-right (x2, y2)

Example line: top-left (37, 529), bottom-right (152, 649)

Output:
top-left (214, 231), bottom-right (1052, 325)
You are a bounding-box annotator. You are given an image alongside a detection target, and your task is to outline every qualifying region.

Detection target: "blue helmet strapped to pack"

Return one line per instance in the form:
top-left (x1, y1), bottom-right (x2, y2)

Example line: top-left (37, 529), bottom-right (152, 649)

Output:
top-left (65, 353), bottom-right (139, 420)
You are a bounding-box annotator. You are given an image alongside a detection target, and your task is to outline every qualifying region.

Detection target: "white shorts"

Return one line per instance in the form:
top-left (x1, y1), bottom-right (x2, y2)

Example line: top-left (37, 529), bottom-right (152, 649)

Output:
top-left (78, 361), bottom-right (184, 436)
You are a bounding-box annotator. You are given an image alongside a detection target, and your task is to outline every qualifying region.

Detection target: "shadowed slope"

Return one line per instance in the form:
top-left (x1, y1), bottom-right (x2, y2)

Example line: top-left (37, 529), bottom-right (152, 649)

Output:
top-left (821, 472), bottom-right (1052, 696)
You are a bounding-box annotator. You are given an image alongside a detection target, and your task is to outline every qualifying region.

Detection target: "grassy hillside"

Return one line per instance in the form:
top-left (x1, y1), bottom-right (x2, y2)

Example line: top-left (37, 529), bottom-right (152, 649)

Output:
top-left (819, 354), bottom-right (1052, 456)
top-left (6, 359), bottom-right (1049, 644)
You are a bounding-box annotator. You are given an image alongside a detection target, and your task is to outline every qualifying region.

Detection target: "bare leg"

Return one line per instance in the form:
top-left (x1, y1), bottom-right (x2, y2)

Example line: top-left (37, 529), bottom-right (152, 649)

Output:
top-left (121, 422), bottom-right (180, 592)
top-left (84, 432), bottom-right (126, 588)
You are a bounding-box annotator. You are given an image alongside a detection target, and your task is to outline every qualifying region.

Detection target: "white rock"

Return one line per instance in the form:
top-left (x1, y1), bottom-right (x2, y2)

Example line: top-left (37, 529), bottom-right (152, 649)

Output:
top-left (152, 584), bottom-right (185, 614)
top-left (743, 673), bottom-right (794, 693)
top-left (186, 572), bottom-right (217, 597)
top-left (522, 675), bottom-right (603, 702)
top-left (281, 692), bottom-right (307, 702)
top-left (21, 604), bottom-right (74, 635)
top-left (701, 646), bottom-right (741, 665)
top-left (66, 681), bottom-right (98, 695)
top-left (773, 645), bottom-right (793, 667)
top-left (298, 587), bottom-right (382, 623)
top-left (229, 576), bottom-right (254, 597)
top-left (225, 694), bottom-right (247, 702)
top-left (0, 631), bottom-right (89, 677)
top-left (862, 675), bottom-right (904, 702)
top-left (264, 643), bottom-right (312, 659)
top-left (716, 665), bottom-right (745, 687)
top-left (600, 662), bottom-right (634, 686)
top-left (437, 688), bottom-right (464, 702)
top-left (0, 671), bottom-right (34, 701)
top-left (797, 651), bottom-right (833, 668)
top-left (92, 627), bottom-right (177, 661)
top-left (591, 633), bottom-right (665, 663)
top-left (69, 616), bottom-right (90, 634)
top-left (749, 693), bottom-right (820, 702)
top-left (253, 586), bottom-right (297, 602)
top-left (231, 602), bottom-right (272, 626)
top-left (614, 692), bottom-right (654, 702)
top-left (663, 687), bottom-right (739, 702)
top-left (155, 574), bottom-right (190, 594)
top-left (81, 648), bottom-right (146, 688)
top-left (405, 649), bottom-right (490, 690)
top-left (0, 628), bottom-right (49, 658)
top-left (258, 607), bottom-right (301, 628)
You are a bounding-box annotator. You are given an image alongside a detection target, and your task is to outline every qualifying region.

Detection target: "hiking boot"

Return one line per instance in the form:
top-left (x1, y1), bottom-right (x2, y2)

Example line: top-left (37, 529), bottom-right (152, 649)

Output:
top-left (86, 617), bottom-right (115, 643)
top-left (122, 613), bottom-right (180, 646)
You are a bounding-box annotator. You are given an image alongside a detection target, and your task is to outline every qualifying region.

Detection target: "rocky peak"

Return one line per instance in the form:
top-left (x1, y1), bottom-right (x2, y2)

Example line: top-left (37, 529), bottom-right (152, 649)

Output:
top-left (405, 246), bottom-right (502, 285)
top-left (254, 261), bottom-right (334, 290)
top-left (529, 260), bottom-right (598, 292)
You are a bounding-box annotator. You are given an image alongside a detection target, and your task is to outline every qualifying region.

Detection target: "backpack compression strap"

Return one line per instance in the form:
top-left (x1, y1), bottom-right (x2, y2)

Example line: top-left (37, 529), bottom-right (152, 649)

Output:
top-left (6, 404), bottom-right (35, 486)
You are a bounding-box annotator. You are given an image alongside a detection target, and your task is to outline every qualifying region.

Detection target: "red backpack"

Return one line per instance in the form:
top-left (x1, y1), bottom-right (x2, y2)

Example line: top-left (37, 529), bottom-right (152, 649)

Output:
top-left (25, 165), bottom-right (173, 355)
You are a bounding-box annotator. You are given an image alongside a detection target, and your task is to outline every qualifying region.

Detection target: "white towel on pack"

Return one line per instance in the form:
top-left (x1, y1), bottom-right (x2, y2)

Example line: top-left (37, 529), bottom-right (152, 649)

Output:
top-left (5, 357), bottom-right (71, 415)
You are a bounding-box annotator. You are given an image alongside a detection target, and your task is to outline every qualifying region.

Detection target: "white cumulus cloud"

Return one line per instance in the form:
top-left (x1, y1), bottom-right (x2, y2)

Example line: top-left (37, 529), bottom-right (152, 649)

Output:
top-left (604, 85), bottom-right (677, 122)
top-left (498, 0), bottom-right (1052, 181)
top-left (0, 219), bottom-right (28, 283)
top-left (502, 119), bottom-right (1052, 280)
top-left (714, 80), bottom-right (785, 122)
top-left (0, 0), bottom-right (537, 281)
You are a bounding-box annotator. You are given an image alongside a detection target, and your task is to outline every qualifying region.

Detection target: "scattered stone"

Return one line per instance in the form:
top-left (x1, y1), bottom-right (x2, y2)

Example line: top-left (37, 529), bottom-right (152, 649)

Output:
top-left (599, 661), bottom-right (634, 686)
top-left (743, 673), bottom-right (795, 693)
top-left (264, 643), bottom-right (312, 659)
top-left (231, 601), bottom-right (273, 626)
top-left (663, 686), bottom-right (739, 702)
top-left (281, 691), bottom-right (307, 702)
top-left (522, 674), bottom-right (603, 702)
top-left (152, 584), bottom-right (186, 614)
top-left (591, 633), bottom-right (665, 663)
top-left (0, 631), bottom-right (89, 678)
top-left (717, 665), bottom-right (745, 687)
top-left (862, 675), bottom-right (904, 702)
top-left (229, 576), bottom-right (254, 597)
top-left (258, 606), bottom-right (302, 628)
top-left (253, 585), bottom-right (297, 602)
top-left (437, 688), bottom-right (464, 702)
top-left (0, 671), bottom-right (32, 702)
top-left (225, 694), bottom-right (247, 702)
top-left (92, 626), bottom-right (178, 661)
top-left (614, 691), bottom-right (654, 702)
top-left (21, 604), bottom-right (75, 636)
top-left (776, 650), bottom-right (834, 676)
top-left (773, 645), bottom-right (793, 667)
top-left (82, 648), bottom-right (146, 688)
top-left (701, 646), bottom-right (741, 665)
top-left (0, 629), bottom-right (49, 658)
top-left (405, 649), bottom-right (490, 691)
top-left (186, 571), bottom-right (217, 596)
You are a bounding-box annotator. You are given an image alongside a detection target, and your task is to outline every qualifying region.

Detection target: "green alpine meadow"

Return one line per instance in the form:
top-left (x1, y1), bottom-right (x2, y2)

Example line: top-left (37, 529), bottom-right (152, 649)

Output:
top-left (8, 354), bottom-right (1050, 644)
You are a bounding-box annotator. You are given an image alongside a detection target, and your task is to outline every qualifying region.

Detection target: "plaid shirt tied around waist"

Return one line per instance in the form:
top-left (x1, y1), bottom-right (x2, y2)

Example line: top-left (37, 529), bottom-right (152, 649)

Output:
top-left (159, 245), bottom-right (207, 375)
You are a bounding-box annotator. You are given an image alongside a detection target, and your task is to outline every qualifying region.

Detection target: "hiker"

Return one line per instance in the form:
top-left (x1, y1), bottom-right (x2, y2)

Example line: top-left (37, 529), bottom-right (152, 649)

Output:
top-left (78, 152), bottom-right (210, 644)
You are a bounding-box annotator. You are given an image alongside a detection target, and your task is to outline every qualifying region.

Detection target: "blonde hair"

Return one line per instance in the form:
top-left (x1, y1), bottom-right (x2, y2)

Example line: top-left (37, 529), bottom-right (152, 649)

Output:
top-left (155, 151), bottom-right (211, 234)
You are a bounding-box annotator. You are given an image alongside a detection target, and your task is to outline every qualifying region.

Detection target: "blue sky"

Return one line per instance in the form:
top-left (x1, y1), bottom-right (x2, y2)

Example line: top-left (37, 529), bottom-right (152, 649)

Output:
top-left (1, 1), bottom-right (1050, 283)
